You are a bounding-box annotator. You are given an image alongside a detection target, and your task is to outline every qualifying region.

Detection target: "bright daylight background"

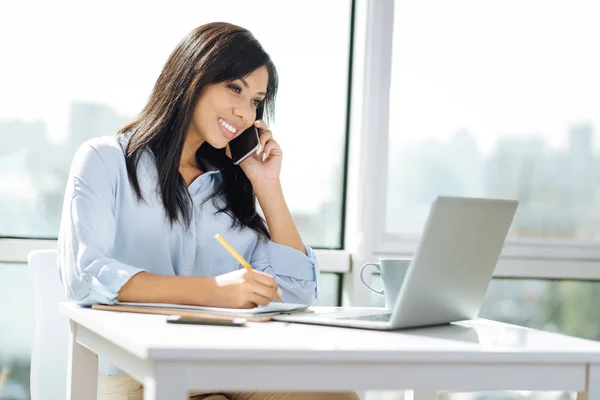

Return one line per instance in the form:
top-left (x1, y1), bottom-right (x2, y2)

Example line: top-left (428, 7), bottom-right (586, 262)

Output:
top-left (0, 1), bottom-right (350, 398)
top-left (0, 0), bottom-right (349, 248)
top-left (387, 0), bottom-right (600, 241)
top-left (1, 0), bottom-right (600, 399)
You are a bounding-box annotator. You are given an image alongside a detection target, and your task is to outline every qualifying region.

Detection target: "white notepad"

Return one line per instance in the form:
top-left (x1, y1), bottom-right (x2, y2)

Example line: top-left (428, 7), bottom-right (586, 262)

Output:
top-left (117, 301), bottom-right (308, 315)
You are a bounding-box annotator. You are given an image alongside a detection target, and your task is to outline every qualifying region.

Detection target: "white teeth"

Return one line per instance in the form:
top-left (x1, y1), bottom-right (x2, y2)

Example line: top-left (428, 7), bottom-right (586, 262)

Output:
top-left (218, 118), bottom-right (236, 133)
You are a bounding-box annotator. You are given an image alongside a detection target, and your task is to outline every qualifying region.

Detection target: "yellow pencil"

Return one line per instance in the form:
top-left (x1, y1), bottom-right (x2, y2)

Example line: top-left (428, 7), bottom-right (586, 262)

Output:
top-left (214, 233), bottom-right (283, 302)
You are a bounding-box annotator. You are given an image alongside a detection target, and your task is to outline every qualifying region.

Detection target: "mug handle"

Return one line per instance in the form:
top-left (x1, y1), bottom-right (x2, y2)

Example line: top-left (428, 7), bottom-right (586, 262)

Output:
top-left (359, 262), bottom-right (385, 296)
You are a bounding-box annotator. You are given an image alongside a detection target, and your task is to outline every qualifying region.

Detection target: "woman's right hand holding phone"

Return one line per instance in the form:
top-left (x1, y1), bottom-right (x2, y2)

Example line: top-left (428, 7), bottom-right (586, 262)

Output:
top-left (210, 268), bottom-right (279, 309)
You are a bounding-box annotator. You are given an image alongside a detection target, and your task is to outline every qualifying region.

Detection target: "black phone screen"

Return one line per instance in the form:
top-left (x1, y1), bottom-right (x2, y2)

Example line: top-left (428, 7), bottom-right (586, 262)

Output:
top-left (229, 105), bottom-right (263, 165)
top-left (229, 126), bottom-right (260, 165)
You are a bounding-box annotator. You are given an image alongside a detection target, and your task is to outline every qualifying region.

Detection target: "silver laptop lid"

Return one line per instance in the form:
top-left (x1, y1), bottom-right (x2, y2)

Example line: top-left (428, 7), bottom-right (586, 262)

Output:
top-left (390, 196), bottom-right (518, 329)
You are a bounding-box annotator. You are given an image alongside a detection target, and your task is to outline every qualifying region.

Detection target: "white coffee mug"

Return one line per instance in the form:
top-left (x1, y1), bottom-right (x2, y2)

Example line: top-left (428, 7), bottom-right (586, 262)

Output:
top-left (359, 258), bottom-right (411, 309)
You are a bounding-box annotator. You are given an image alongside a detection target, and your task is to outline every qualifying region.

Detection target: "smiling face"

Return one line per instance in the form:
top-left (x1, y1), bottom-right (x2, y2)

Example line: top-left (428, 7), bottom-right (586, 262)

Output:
top-left (188, 65), bottom-right (269, 149)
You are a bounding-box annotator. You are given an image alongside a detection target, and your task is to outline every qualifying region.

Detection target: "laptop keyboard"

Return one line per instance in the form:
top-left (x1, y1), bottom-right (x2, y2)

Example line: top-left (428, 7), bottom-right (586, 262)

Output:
top-left (333, 313), bottom-right (392, 322)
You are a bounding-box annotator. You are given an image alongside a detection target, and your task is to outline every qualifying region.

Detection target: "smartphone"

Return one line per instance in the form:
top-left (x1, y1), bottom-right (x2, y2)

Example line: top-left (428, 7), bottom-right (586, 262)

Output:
top-left (229, 105), bottom-right (263, 165)
top-left (166, 315), bottom-right (247, 327)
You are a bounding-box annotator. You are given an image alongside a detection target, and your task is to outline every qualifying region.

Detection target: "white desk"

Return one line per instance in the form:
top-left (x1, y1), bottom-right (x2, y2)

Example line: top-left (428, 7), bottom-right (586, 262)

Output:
top-left (60, 302), bottom-right (600, 400)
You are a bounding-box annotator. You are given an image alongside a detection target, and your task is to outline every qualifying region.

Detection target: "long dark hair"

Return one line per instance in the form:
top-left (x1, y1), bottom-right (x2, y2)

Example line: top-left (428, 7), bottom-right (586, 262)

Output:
top-left (118, 22), bottom-right (278, 238)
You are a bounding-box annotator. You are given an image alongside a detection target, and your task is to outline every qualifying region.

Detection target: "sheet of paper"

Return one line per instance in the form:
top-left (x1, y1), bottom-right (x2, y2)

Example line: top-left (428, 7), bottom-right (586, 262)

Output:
top-left (117, 301), bottom-right (308, 315)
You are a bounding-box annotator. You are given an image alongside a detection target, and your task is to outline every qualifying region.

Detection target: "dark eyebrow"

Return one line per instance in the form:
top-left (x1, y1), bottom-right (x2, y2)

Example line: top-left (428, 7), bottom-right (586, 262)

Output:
top-left (239, 78), bottom-right (267, 96)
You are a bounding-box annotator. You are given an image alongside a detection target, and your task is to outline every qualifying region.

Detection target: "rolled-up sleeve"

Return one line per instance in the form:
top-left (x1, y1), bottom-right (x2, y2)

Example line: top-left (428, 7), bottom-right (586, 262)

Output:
top-left (57, 142), bottom-right (145, 306)
top-left (249, 239), bottom-right (319, 305)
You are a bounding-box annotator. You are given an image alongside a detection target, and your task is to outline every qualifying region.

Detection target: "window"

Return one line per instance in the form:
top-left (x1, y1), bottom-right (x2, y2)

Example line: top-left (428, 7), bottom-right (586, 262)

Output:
top-left (385, 0), bottom-right (600, 250)
top-left (0, 0), bottom-right (352, 248)
top-left (0, 263), bottom-right (34, 399)
top-left (314, 273), bottom-right (343, 306)
top-left (0, 5), bottom-right (352, 396)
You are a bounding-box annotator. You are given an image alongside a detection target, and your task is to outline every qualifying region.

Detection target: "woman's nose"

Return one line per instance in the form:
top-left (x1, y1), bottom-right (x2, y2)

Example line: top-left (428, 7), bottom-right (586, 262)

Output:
top-left (232, 105), bottom-right (255, 125)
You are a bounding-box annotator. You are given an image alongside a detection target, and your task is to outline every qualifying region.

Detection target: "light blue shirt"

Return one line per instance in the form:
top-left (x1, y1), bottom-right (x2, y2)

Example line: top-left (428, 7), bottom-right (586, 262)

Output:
top-left (57, 133), bottom-right (319, 308)
top-left (58, 133), bottom-right (319, 377)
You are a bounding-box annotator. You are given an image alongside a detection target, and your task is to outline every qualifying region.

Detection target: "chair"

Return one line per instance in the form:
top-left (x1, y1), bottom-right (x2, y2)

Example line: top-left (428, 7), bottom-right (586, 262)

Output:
top-left (27, 249), bottom-right (69, 400)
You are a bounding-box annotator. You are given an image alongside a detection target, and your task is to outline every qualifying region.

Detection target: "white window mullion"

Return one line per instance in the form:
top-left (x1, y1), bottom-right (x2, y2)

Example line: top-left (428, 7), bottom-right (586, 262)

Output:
top-left (343, 0), bottom-right (395, 306)
top-left (373, 233), bottom-right (600, 261)
top-left (0, 238), bottom-right (56, 263)
top-left (494, 259), bottom-right (600, 280)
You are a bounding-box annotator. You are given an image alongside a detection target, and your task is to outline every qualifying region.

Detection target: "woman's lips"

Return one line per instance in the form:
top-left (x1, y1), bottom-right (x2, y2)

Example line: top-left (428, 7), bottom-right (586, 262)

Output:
top-left (217, 119), bottom-right (236, 140)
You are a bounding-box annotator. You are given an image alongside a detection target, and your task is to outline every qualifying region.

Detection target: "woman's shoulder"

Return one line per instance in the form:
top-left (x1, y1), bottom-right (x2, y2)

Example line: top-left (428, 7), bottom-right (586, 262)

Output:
top-left (75, 133), bottom-right (129, 162)
top-left (69, 133), bottom-right (132, 183)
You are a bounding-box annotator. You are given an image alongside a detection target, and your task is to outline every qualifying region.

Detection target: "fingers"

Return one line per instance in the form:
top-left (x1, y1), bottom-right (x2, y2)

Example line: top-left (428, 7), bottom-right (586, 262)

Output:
top-left (249, 292), bottom-right (273, 307)
top-left (254, 120), bottom-right (271, 151)
top-left (237, 279), bottom-right (276, 308)
top-left (257, 130), bottom-right (273, 154)
top-left (250, 269), bottom-right (277, 287)
top-left (252, 120), bottom-right (282, 163)
top-left (260, 140), bottom-right (279, 162)
top-left (251, 285), bottom-right (277, 304)
top-left (248, 269), bottom-right (279, 300)
top-left (254, 119), bottom-right (267, 131)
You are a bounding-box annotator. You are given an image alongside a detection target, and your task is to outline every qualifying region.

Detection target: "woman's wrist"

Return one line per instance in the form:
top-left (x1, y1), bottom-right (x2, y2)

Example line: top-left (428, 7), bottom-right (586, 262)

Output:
top-left (251, 179), bottom-right (307, 255)
top-left (189, 276), bottom-right (220, 306)
top-left (252, 179), bottom-right (283, 201)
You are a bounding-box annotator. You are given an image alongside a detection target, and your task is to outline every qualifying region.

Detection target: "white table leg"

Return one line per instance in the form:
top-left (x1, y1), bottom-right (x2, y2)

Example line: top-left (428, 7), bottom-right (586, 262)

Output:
top-left (411, 390), bottom-right (437, 400)
top-left (143, 364), bottom-right (188, 400)
top-left (586, 364), bottom-right (599, 400)
top-left (67, 321), bottom-right (98, 400)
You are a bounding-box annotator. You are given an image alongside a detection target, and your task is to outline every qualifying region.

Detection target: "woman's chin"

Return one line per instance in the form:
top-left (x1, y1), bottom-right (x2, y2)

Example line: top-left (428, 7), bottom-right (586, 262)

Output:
top-left (206, 136), bottom-right (228, 150)
top-left (213, 139), bottom-right (229, 149)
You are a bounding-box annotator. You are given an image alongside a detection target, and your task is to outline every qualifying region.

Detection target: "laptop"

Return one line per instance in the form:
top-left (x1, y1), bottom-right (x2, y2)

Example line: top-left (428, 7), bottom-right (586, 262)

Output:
top-left (274, 196), bottom-right (518, 330)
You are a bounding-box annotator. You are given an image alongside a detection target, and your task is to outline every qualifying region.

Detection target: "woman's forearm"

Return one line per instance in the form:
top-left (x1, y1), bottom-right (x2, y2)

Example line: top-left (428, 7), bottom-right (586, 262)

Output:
top-left (253, 181), bottom-right (306, 255)
top-left (117, 272), bottom-right (216, 306)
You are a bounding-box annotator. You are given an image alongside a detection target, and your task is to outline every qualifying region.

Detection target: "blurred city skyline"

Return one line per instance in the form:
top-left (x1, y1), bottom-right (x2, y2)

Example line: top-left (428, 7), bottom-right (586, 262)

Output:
top-left (1, 99), bottom-right (598, 244)
top-left (0, 100), bottom-right (344, 245)
top-left (386, 120), bottom-right (599, 240)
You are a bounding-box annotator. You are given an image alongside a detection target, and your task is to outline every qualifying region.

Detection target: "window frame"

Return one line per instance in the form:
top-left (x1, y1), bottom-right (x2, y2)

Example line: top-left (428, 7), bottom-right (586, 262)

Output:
top-left (354, 0), bottom-right (600, 262)
top-left (0, 238), bottom-right (351, 273)
top-left (0, 2), bottom-right (357, 274)
top-left (341, 0), bottom-right (600, 306)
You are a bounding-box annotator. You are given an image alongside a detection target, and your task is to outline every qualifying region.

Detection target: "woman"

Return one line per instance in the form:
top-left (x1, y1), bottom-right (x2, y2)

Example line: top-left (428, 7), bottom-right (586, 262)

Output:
top-left (58, 22), bottom-right (359, 400)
